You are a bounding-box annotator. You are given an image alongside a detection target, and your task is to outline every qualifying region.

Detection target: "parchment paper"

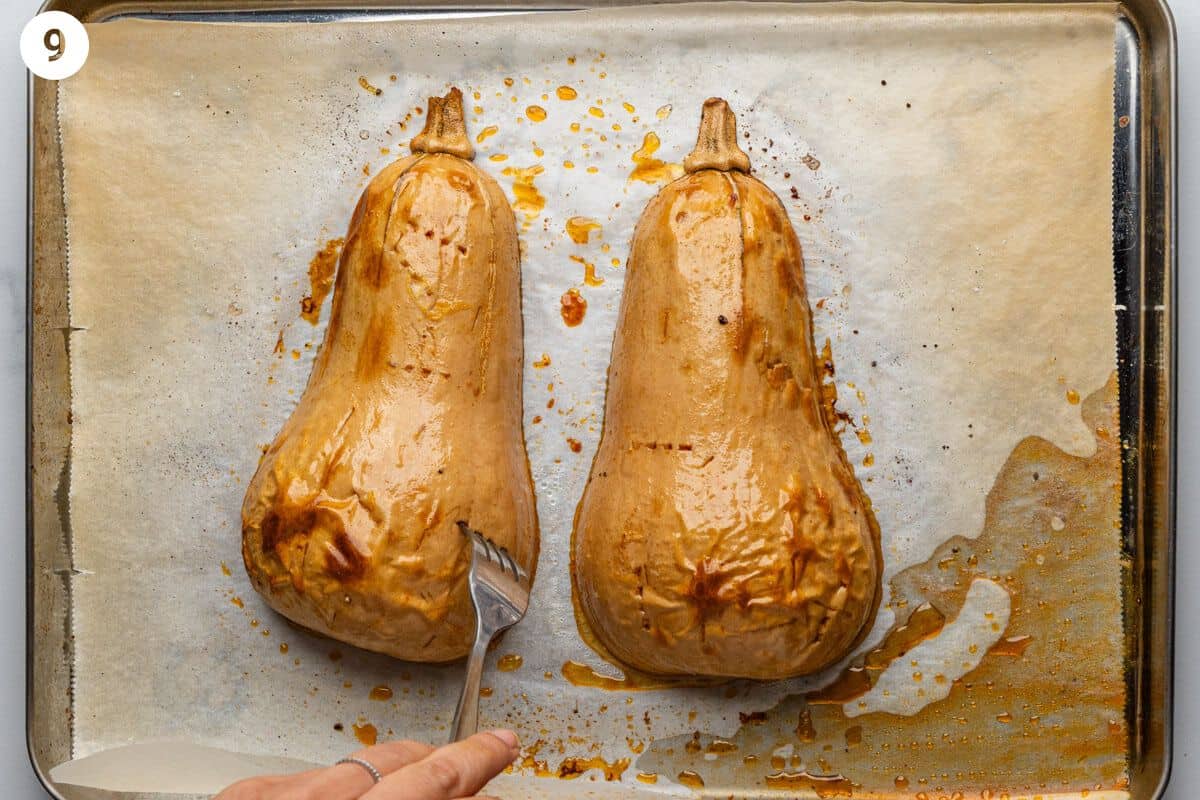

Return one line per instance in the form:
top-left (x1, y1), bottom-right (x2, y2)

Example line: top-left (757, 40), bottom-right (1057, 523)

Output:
top-left (58, 3), bottom-right (1120, 796)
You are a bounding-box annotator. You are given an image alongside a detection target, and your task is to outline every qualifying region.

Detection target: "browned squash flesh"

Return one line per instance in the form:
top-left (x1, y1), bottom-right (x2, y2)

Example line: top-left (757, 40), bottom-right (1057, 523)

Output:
top-left (572, 99), bottom-right (881, 679)
top-left (241, 88), bottom-right (537, 663)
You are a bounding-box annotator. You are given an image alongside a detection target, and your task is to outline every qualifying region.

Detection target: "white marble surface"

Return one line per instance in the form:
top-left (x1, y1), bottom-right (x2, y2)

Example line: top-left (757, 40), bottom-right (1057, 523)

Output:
top-left (1, 0), bottom-right (1196, 796)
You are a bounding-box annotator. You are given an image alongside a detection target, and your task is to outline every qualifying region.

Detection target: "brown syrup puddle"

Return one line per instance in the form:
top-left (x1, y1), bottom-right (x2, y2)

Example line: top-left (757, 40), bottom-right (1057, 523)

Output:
top-left (632, 374), bottom-right (1127, 797)
top-left (511, 739), bottom-right (630, 782)
top-left (766, 770), bottom-right (854, 797)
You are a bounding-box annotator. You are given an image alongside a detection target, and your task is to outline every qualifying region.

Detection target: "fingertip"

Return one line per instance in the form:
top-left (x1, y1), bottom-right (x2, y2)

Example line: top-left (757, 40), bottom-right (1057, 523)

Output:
top-left (483, 728), bottom-right (520, 753)
top-left (381, 732), bottom-right (517, 798)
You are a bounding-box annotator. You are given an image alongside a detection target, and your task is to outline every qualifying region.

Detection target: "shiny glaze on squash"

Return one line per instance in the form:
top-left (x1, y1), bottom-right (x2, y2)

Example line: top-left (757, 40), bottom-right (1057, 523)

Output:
top-left (572, 99), bottom-right (881, 679)
top-left (242, 89), bottom-right (537, 662)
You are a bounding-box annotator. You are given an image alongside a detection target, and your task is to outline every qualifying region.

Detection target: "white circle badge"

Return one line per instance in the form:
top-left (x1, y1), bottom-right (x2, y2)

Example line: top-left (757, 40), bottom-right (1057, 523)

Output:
top-left (21, 11), bottom-right (89, 80)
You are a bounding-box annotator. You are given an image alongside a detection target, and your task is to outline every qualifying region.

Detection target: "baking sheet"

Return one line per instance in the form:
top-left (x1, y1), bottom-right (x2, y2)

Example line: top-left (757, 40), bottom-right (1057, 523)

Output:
top-left (55, 3), bottom-right (1124, 796)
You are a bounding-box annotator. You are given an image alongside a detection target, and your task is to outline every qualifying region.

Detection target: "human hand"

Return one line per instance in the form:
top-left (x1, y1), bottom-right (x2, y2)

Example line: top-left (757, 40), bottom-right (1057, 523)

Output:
top-left (214, 729), bottom-right (519, 800)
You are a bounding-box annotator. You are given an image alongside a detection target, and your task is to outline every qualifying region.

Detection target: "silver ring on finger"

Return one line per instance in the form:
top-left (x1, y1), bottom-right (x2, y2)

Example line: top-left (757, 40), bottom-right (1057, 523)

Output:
top-left (336, 756), bottom-right (383, 784)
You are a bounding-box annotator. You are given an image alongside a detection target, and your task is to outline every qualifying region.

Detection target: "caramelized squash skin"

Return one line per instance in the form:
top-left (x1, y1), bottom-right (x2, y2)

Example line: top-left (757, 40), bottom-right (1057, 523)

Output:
top-left (572, 99), bottom-right (881, 679)
top-left (241, 89), bottom-right (537, 663)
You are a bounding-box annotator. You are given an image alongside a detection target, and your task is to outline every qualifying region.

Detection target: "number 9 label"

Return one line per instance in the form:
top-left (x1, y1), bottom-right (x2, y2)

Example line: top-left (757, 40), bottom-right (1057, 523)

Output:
top-left (21, 11), bottom-right (89, 80)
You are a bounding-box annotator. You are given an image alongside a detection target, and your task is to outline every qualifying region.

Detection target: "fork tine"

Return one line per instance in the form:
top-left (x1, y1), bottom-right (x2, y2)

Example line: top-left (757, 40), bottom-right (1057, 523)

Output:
top-left (498, 545), bottom-right (522, 582)
top-left (476, 532), bottom-right (502, 572)
top-left (458, 522), bottom-right (476, 554)
top-left (494, 542), bottom-right (510, 569)
top-left (457, 520), bottom-right (527, 583)
top-left (458, 523), bottom-right (491, 574)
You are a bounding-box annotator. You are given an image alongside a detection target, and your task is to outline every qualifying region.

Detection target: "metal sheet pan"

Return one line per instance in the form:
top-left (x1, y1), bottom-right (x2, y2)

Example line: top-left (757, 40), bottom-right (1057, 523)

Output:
top-left (27, 0), bottom-right (1176, 797)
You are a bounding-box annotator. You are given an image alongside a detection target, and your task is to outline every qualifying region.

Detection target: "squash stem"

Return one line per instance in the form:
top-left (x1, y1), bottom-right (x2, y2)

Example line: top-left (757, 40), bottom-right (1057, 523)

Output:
top-left (683, 97), bottom-right (751, 174)
top-left (411, 87), bottom-right (475, 160)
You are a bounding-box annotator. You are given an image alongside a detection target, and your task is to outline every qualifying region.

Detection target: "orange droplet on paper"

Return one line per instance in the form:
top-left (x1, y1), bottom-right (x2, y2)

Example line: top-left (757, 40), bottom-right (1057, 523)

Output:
top-left (561, 289), bottom-right (587, 327)
top-left (565, 216), bottom-right (601, 244)
top-left (352, 723), bottom-right (378, 746)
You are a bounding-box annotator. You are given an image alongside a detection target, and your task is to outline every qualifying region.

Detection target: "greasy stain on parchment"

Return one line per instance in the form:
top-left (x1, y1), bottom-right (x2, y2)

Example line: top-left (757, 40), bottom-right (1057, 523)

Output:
top-left (506, 739), bottom-right (632, 783)
top-left (501, 165), bottom-right (546, 229)
top-left (634, 374), bottom-right (1126, 797)
top-left (628, 132), bottom-right (683, 185)
top-left (299, 238), bottom-right (344, 325)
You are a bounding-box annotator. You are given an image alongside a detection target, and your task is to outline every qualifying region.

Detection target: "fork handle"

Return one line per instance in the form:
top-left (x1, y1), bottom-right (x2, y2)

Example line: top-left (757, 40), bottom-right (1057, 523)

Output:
top-left (450, 625), bottom-right (492, 742)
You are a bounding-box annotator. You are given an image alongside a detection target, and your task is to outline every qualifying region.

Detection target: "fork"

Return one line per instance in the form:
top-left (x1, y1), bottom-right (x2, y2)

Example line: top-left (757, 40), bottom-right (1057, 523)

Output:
top-left (450, 521), bottom-right (531, 742)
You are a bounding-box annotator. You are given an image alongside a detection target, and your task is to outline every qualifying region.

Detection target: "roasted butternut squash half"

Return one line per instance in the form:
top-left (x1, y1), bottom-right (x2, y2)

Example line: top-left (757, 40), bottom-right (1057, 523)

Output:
top-left (242, 88), bottom-right (537, 662)
top-left (572, 99), bottom-right (881, 679)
